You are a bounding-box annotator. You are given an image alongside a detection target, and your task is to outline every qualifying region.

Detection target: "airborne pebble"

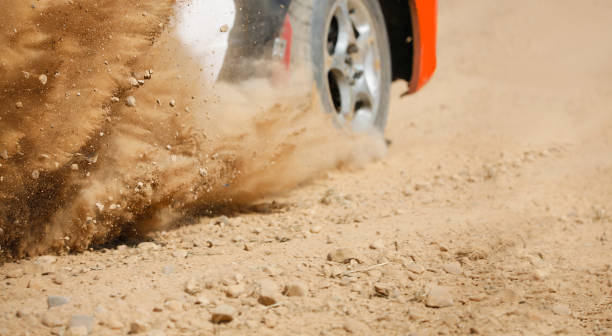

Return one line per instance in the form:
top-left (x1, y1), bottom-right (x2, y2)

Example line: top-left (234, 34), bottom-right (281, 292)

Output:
top-left (126, 96), bottom-right (137, 107)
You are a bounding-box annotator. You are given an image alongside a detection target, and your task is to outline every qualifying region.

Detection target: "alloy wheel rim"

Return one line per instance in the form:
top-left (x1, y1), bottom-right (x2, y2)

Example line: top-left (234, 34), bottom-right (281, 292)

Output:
top-left (323, 0), bottom-right (382, 130)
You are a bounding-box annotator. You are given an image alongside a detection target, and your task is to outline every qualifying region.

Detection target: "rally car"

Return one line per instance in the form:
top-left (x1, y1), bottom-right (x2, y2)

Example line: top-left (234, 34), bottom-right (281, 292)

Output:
top-left (176, 0), bottom-right (437, 132)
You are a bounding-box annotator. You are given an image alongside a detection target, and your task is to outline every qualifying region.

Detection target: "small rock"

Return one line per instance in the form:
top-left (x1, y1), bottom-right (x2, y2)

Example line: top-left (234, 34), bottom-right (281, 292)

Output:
top-left (257, 279), bottom-right (280, 306)
top-left (164, 300), bottom-right (183, 312)
top-left (130, 320), bottom-right (148, 333)
top-left (225, 283), bottom-right (245, 298)
top-left (47, 295), bottom-right (70, 308)
top-left (283, 282), bottom-right (307, 297)
top-left (110, 97), bottom-right (120, 103)
top-left (552, 304), bottom-right (571, 316)
top-left (71, 163), bottom-right (79, 171)
top-left (443, 261), bottom-right (463, 275)
top-left (137, 242), bottom-right (158, 250)
top-left (184, 278), bottom-right (201, 295)
top-left (405, 262), bottom-right (426, 274)
top-left (171, 250), bottom-right (187, 258)
top-left (16, 101), bottom-right (23, 109)
top-left (327, 248), bottom-right (362, 264)
top-left (39, 74), bottom-right (48, 85)
top-left (69, 315), bottom-right (94, 333)
top-left (310, 226), bottom-right (322, 234)
top-left (369, 239), bottom-right (384, 250)
top-left (220, 24), bottom-right (229, 32)
top-left (194, 296), bottom-right (210, 305)
top-left (6, 268), bottom-right (24, 278)
top-left (36, 255), bottom-right (57, 264)
top-left (343, 319), bottom-right (369, 334)
top-left (426, 286), bottom-right (454, 308)
top-left (231, 236), bottom-right (245, 243)
top-left (0, 149), bottom-right (8, 160)
top-left (374, 282), bottom-right (395, 298)
top-left (105, 314), bottom-right (124, 330)
top-left (169, 99), bottom-right (176, 107)
top-left (263, 312), bottom-right (278, 328)
top-left (65, 327), bottom-right (88, 336)
top-left (31, 169), bottom-right (40, 179)
top-left (27, 277), bottom-right (46, 290)
top-left (16, 309), bottom-right (29, 318)
top-left (42, 311), bottom-right (64, 327)
top-left (128, 77), bottom-right (139, 87)
top-left (211, 305), bottom-right (235, 324)
top-left (533, 269), bottom-right (548, 280)
top-left (126, 96), bottom-right (136, 107)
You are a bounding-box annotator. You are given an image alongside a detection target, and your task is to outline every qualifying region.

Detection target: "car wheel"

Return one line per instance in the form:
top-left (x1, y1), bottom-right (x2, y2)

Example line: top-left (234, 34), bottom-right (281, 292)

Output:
top-left (289, 0), bottom-right (392, 133)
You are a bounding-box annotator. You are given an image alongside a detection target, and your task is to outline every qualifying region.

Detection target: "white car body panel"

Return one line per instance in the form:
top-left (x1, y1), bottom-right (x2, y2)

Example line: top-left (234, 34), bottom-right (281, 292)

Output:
top-left (174, 0), bottom-right (236, 84)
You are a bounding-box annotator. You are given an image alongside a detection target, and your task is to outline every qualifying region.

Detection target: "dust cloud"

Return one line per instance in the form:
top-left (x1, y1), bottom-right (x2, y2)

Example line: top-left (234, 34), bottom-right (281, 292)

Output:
top-left (0, 0), bottom-right (385, 260)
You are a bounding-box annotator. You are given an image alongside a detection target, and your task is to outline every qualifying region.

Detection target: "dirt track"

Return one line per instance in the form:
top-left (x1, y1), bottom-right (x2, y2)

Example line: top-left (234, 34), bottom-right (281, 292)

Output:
top-left (1, 0), bottom-right (611, 335)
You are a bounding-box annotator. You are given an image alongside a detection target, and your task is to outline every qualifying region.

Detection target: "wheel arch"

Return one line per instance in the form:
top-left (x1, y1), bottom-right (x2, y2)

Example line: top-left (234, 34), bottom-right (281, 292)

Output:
top-left (379, 0), bottom-right (437, 93)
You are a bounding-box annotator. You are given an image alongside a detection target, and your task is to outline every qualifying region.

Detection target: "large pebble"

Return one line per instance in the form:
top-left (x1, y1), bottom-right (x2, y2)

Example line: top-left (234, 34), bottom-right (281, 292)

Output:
top-left (405, 263), bottom-right (426, 274)
top-left (443, 261), bottom-right (463, 275)
top-left (425, 286), bottom-right (454, 308)
top-left (42, 311), bottom-right (64, 327)
top-left (552, 304), bottom-right (571, 316)
top-left (137, 242), bottom-right (158, 250)
top-left (47, 295), bottom-right (70, 308)
top-left (211, 305), bottom-right (236, 324)
top-left (130, 320), bottom-right (148, 333)
top-left (69, 315), bottom-right (94, 333)
top-left (184, 278), bottom-right (201, 295)
top-left (65, 326), bottom-right (88, 336)
top-left (283, 282), bottom-right (308, 297)
top-left (257, 280), bottom-right (280, 306)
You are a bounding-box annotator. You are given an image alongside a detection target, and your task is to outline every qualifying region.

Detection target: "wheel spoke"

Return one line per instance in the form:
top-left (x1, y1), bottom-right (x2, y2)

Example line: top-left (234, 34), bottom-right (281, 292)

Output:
top-left (326, 52), bottom-right (348, 76)
top-left (338, 79), bottom-right (355, 116)
top-left (354, 75), bottom-right (375, 109)
top-left (332, 0), bottom-right (357, 51)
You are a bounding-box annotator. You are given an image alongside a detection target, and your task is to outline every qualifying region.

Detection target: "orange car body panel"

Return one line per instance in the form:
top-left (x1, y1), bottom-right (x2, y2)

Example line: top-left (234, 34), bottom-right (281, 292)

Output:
top-left (410, 0), bottom-right (437, 92)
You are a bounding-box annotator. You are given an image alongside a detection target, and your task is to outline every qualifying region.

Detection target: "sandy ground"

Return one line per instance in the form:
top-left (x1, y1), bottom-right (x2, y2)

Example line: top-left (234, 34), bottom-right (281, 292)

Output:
top-left (1, 0), bottom-right (611, 335)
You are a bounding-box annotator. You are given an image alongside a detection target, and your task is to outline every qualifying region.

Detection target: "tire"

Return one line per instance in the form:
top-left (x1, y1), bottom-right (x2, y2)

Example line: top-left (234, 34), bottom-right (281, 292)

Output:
top-left (289, 0), bottom-right (392, 133)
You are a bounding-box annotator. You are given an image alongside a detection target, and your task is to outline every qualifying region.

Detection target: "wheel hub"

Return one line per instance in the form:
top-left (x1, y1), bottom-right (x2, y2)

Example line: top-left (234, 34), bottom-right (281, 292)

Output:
top-left (323, 0), bottom-right (381, 129)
